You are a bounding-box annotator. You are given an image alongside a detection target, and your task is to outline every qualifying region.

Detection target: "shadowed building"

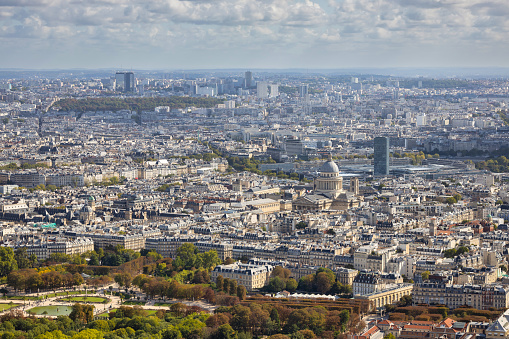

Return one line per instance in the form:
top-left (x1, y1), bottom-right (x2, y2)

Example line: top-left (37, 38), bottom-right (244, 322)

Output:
top-left (374, 137), bottom-right (389, 176)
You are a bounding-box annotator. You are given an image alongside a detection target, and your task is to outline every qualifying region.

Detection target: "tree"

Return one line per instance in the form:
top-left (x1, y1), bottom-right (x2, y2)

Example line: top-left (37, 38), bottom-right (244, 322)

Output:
top-left (237, 285), bottom-right (247, 301)
top-left (231, 305), bottom-right (252, 332)
top-left (114, 272), bottom-right (132, 292)
top-left (296, 222), bottom-right (308, 229)
top-left (286, 278), bottom-right (298, 292)
top-left (14, 248), bottom-right (31, 269)
top-left (217, 275), bottom-right (224, 291)
top-left (89, 254), bottom-right (100, 266)
top-left (271, 266), bottom-right (291, 281)
top-left (298, 275), bottom-right (315, 292)
top-left (315, 272), bottom-right (333, 294)
top-left (421, 271), bottom-right (430, 281)
top-left (270, 307), bottom-right (281, 330)
top-left (201, 250), bottom-right (221, 270)
top-left (268, 277), bottom-right (286, 292)
top-left (212, 324), bottom-right (238, 339)
top-left (73, 273), bottom-right (84, 286)
top-left (174, 243), bottom-right (198, 269)
top-left (162, 326), bottom-right (183, 339)
top-left (399, 295), bottom-right (412, 306)
top-left (69, 303), bottom-right (94, 324)
top-left (0, 247), bottom-right (18, 277)
top-left (384, 334), bottom-right (396, 339)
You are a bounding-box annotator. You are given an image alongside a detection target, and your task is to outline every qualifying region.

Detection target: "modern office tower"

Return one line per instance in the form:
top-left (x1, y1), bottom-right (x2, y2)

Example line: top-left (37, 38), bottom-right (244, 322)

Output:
top-left (115, 72), bottom-right (135, 92)
top-left (416, 114), bottom-right (427, 126)
top-left (269, 84), bottom-right (279, 98)
top-left (374, 137), bottom-right (390, 176)
top-left (245, 71), bottom-right (253, 88)
top-left (285, 137), bottom-right (304, 156)
top-left (257, 82), bottom-right (268, 98)
top-left (299, 84), bottom-right (308, 97)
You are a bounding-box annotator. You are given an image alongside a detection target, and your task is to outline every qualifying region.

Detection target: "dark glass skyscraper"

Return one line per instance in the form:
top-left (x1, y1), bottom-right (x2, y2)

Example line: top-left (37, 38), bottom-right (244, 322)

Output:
top-left (115, 72), bottom-right (135, 92)
top-left (374, 137), bottom-right (389, 176)
top-left (244, 71), bottom-right (252, 88)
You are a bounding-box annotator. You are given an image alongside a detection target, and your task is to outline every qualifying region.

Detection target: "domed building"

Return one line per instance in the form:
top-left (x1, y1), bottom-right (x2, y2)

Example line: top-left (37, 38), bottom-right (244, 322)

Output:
top-left (292, 155), bottom-right (362, 212)
top-left (314, 155), bottom-right (343, 199)
top-left (79, 205), bottom-right (95, 224)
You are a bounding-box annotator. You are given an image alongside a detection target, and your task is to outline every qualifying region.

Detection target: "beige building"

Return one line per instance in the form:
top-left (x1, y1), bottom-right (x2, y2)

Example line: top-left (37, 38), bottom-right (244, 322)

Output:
top-left (336, 268), bottom-right (358, 285)
top-left (22, 237), bottom-right (94, 261)
top-left (196, 241), bottom-right (233, 261)
top-left (145, 236), bottom-right (203, 258)
top-left (413, 282), bottom-right (509, 310)
top-left (211, 262), bottom-right (273, 291)
top-left (66, 231), bottom-right (145, 251)
top-left (355, 283), bottom-right (414, 311)
top-left (245, 198), bottom-right (280, 214)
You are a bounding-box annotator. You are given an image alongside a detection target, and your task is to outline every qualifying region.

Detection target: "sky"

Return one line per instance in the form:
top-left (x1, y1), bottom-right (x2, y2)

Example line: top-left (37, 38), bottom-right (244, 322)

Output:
top-left (1, 0), bottom-right (509, 70)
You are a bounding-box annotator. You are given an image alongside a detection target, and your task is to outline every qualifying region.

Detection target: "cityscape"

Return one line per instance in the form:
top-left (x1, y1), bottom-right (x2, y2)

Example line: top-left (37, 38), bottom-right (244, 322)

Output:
top-left (0, 68), bottom-right (508, 338)
top-left (2, 0), bottom-right (509, 338)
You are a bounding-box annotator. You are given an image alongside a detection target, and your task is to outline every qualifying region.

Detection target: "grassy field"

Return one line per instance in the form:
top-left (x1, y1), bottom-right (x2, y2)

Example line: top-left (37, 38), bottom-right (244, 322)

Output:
top-left (0, 303), bottom-right (21, 311)
top-left (27, 306), bottom-right (73, 316)
top-left (6, 290), bottom-right (92, 301)
top-left (62, 296), bottom-right (107, 303)
top-left (44, 290), bottom-right (90, 298)
top-left (123, 301), bottom-right (145, 306)
top-left (6, 296), bottom-right (40, 301)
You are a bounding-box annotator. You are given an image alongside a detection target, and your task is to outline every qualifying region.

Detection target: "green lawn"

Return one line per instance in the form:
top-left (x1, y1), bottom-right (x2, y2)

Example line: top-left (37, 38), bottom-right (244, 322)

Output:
top-left (154, 302), bottom-right (170, 306)
top-left (6, 296), bottom-right (40, 301)
top-left (123, 301), bottom-right (145, 306)
top-left (44, 290), bottom-right (90, 298)
top-left (0, 303), bottom-right (21, 311)
top-left (61, 296), bottom-right (108, 303)
top-left (27, 306), bottom-right (73, 316)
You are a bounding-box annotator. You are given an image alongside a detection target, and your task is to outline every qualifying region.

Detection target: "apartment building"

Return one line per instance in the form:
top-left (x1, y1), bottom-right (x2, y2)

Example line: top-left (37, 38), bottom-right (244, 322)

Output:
top-left (211, 262), bottom-right (273, 291)
top-left (21, 237), bottom-right (94, 261)
top-left (413, 282), bottom-right (509, 310)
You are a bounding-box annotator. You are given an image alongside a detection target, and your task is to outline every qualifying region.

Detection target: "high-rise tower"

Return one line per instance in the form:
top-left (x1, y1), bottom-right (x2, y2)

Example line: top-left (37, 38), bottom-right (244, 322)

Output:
top-left (374, 137), bottom-right (390, 176)
top-left (245, 71), bottom-right (252, 88)
top-left (115, 72), bottom-right (135, 92)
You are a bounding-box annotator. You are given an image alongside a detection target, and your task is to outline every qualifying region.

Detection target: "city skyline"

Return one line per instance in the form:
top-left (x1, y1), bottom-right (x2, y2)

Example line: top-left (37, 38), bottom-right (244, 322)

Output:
top-left (1, 0), bottom-right (509, 69)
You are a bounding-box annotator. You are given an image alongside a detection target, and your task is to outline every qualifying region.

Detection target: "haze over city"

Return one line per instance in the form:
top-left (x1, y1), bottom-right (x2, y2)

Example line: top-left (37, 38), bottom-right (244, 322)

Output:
top-left (2, 0), bottom-right (509, 69)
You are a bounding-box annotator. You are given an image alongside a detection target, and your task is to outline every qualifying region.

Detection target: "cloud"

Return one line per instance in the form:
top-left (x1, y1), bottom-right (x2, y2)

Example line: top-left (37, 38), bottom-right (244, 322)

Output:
top-left (0, 0), bottom-right (508, 68)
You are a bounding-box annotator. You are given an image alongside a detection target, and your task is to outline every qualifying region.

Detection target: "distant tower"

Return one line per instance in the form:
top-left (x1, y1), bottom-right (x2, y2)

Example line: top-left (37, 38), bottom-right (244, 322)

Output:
top-left (374, 137), bottom-right (390, 176)
top-left (245, 71), bottom-right (253, 88)
top-left (299, 84), bottom-right (308, 97)
top-left (269, 84), bottom-right (279, 98)
top-left (115, 72), bottom-right (135, 92)
top-left (257, 82), bottom-right (268, 99)
top-left (429, 218), bottom-right (438, 237)
top-left (88, 196), bottom-right (96, 211)
top-left (350, 177), bottom-right (359, 195)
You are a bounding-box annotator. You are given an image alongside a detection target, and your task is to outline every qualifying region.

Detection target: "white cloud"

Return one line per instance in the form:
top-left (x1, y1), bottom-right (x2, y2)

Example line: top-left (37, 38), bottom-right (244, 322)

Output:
top-left (0, 0), bottom-right (508, 68)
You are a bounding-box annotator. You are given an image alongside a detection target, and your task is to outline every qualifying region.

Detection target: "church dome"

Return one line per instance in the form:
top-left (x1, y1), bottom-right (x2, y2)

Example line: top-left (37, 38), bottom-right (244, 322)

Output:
top-left (320, 160), bottom-right (339, 174)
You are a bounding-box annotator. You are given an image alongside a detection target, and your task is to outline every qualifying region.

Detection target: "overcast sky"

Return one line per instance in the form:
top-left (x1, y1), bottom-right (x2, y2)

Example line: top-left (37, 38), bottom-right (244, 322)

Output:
top-left (1, 0), bottom-right (508, 70)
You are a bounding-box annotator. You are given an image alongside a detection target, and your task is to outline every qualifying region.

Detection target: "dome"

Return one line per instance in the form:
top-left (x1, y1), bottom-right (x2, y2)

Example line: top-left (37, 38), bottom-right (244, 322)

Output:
top-left (320, 160), bottom-right (339, 174)
top-left (81, 205), bottom-right (93, 213)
